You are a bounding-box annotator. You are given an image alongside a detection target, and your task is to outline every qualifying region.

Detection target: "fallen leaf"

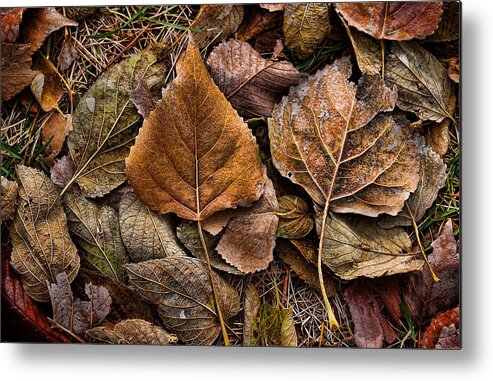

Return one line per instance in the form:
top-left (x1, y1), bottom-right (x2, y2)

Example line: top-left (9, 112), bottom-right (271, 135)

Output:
top-left (250, 302), bottom-right (297, 346)
top-left (317, 213), bottom-right (424, 280)
top-left (343, 23), bottom-right (381, 76)
top-left (41, 113), bottom-right (72, 165)
top-left (125, 257), bottom-right (241, 345)
top-left (63, 191), bottom-right (128, 281)
top-left (50, 154), bottom-right (76, 190)
top-left (371, 277), bottom-right (402, 325)
top-left (421, 306), bottom-right (459, 349)
top-left (447, 57), bottom-right (460, 83)
top-left (380, 144), bottom-right (446, 228)
top-left (1, 8), bottom-right (26, 42)
top-left (126, 40), bottom-right (265, 221)
top-left (290, 238), bottom-right (318, 265)
top-left (1, 43), bottom-right (38, 101)
top-left (335, 2), bottom-right (442, 41)
top-left (86, 319), bottom-right (178, 345)
top-left (57, 36), bottom-right (78, 71)
top-left (269, 56), bottom-right (420, 217)
top-left (48, 272), bottom-right (111, 336)
top-left (260, 4), bottom-right (285, 12)
top-left (128, 74), bottom-right (156, 118)
top-left (283, 3), bottom-right (331, 60)
top-left (119, 192), bottom-right (185, 262)
top-left (276, 240), bottom-right (335, 297)
top-left (207, 39), bottom-right (299, 118)
top-left (191, 5), bottom-right (245, 49)
top-left (276, 195), bottom-right (314, 239)
top-left (30, 53), bottom-right (65, 112)
top-left (435, 323), bottom-right (460, 350)
top-left (66, 44), bottom-right (169, 197)
top-left (176, 221), bottom-right (241, 274)
top-left (425, 1), bottom-right (460, 42)
top-left (425, 120), bottom-right (451, 158)
top-left (1, 176), bottom-right (19, 221)
top-left (60, 7), bottom-right (97, 21)
top-left (237, 6), bottom-right (282, 42)
top-left (8, 165), bottom-right (80, 302)
top-left (243, 284), bottom-right (261, 346)
top-left (403, 219), bottom-right (459, 323)
top-left (385, 41), bottom-right (455, 123)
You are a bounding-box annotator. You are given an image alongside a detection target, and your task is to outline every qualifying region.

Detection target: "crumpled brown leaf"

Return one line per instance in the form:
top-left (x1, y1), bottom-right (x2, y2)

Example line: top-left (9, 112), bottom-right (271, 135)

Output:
top-left (41, 113), bottom-right (72, 165)
top-left (126, 40), bottom-right (265, 221)
top-left (447, 57), bottom-right (460, 84)
top-left (269, 56), bottom-right (421, 217)
top-left (66, 44), bottom-right (169, 197)
top-left (276, 195), bottom-right (314, 239)
top-left (243, 284), bottom-right (261, 346)
top-left (421, 306), bottom-right (459, 349)
top-left (1, 8), bottom-right (26, 42)
top-left (125, 257), bottom-right (240, 345)
top-left (63, 192), bottom-right (128, 281)
top-left (317, 213), bottom-right (424, 280)
top-left (207, 39), bottom-right (299, 118)
top-left (424, 120), bottom-right (451, 158)
top-left (119, 192), bottom-right (185, 262)
top-left (250, 301), bottom-right (297, 347)
top-left (8, 165), bottom-right (80, 302)
top-left (86, 319), bottom-right (178, 345)
top-left (424, 1), bottom-right (460, 42)
top-left (403, 219), bottom-right (459, 323)
top-left (191, 5), bottom-right (244, 49)
top-left (283, 3), bottom-right (331, 60)
top-left (1, 176), bottom-right (19, 221)
top-left (237, 6), bottom-right (282, 42)
top-left (1, 43), bottom-right (38, 101)
top-left (30, 53), bottom-right (65, 112)
top-left (336, 2), bottom-right (442, 41)
top-left (48, 272), bottom-right (111, 336)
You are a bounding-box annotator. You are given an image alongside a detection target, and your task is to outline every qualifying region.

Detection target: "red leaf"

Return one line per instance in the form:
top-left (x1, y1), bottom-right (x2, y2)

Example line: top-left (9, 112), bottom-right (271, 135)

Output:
top-left (420, 306), bottom-right (460, 349)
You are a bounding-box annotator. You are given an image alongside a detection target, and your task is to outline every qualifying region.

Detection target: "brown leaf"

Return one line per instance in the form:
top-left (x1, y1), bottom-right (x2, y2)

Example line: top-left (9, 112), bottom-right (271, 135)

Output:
top-left (30, 53), bottom-right (65, 112)
top-left (276, 195), bottom-right (314, 239)
top-left (380, 144), bottom-right (446, 228)
top-left (125, 257), bottom-right (240, 345)
top-left (50, 154), bottom-right (76, 190)
top-left (421, 306), bottom-right (459, 349)
top-left (269, 56), bottom-right (420, 217)
top-left (119, 192), bottom-right (185, 262)
top-left (283, 3), bottom-right (331, 60)
top-left (1, 43), bottom-right (38, 101)
top-left (335, 2), bottom-right (442, 41)
top-left (41, 113), bottom-right (72, 165)
top-left (372, 277), bottom-right (402, 325)
top-left (343, 23), bottom-right (381, 76)
top-left (129, 74), bottom-right (156, 119)
top-left (237, 6), bottom-right (282, 42)
top-left (425, 1), bottom-right (460, 42)
top-left (243, 283), bottom-right (261, 346)
top-left (191, 5), bottom-right (245, 49)
top-left (215, 176), bottom-right (278, 273)
top-left (425, 120), bottom-right (451, 158)
top-left (1, 8), bottom-right (26, 42)
top-left (57, 36), bottom-right (78, 71)
top-left (447, 57), bottom-right (460, 84)
top-left (317, 213), bottom-right (423, 280)
top-left (8, 165), bottom-right (80, 302)
top-left (403, 219), bottom-right (459, 323)
top-left (60, 7), bottom-right (96, 22)
top-left (48, 272), bottom-right (111, 336)
top-left (207, 39), bottom-right (299, 118)
top-left (126, 40), bottom-right (265, 221)
top-left (435, 323), bottom-right (460, 349)
top-left (290, 238), bottom-right (318, 265)
top-left (1, 176), bottom-right (19, 221)
top-left (86, 319), bottom-right (178, 345)
top-left (260, 4), bottom-right (285, 12)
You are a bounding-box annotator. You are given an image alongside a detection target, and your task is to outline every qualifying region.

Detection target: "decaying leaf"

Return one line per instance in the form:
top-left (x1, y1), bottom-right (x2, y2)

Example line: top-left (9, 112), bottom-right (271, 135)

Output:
top-left (126, 41), bottom-right (265, 221)
top-left (269, 56), bottom-right (421, 217)
top-left (385, 41), bottom-right (455, 123)
top-left (8, 165), bottom-right (80, 302)
top-left (1, 8), bottom-right (26, 42)
top-left (125, 257), bottom-right (241, 345)
top-left (243, 284), bottom-right (261, 346)
top-left (41, 113), bottom-right (72, 165)
top-left (425, 120), bottom-right (451, 158)
top-left (30, 53), bottom-right (65, 112)
top-left (1, 176), bottom-right (19, 221)
top-left (86, 319), bottom-right (178, 345)
top-left (276, 195), bottom-right (314, 239)
top-left (435, 323), bottom-right (460, 350)
top-left (60, 7), bottom-right (97, 22)
top-left (403, 219), bottom-right (459, 323)
top-left (66, 45), bottom-right (169, 197)
top-left (128, 74), bottom-right (156, 119)
top-left (425, 1), bottom-right (460, 42)
top-left (260, 4), bottom-right (285, 12)
top-left (63, 192), bottom-right (128, 281)
top-left (57, 37), bottom-right (78, 71)
top-left (290, 238), bottom-right (318, 265)
top-left (176, 221), bottom-right (241, 274)
top-left (50, 154), bottom-right (76, 190)
top-left (48, 272), bottom-right (111, 336)
top-left (237, 6), bottom-right (282, 42)
top-left (191, 5), bottom-right (245, 49)
top-left (1, 43), bottom-right (38, 101)
top-left (447, 57), bottom-right (460, 83)
top-left (343, 23), bottom-right (381, 76)
top-left (380, 144), bottom-right (446, 228)
top-left (335, 2), bottom-right (442, 41)
top-left (317, 213), bottom-right (423, 280)
top-left (283, 3), bottom-right (331, 60)
top-left (276, 240), bottom-right (335, 297)
top-left (207, 39), bottom-right (299, 118)
top-left (250, 302), bottom-right (297, 347)
top-left (119, 192), bottom-right (185, 262)
top-left (371, 277), bottom-right (402, 325)
top-left (421, 306), bottom-right (459, 349)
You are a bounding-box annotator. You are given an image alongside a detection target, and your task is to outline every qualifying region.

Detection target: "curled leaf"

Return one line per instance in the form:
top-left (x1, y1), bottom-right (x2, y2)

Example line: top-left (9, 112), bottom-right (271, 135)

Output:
top-left (125, 257), bottom-right (240, 345)
top-left (8, 165), bottom-right (80, 302)
top-left (41, 113), bottom-right (72, 165)
top-left (276, 195), bottom-right (314, 239)
top-left (1, 176), bottom-right (19, 221)
top-left (30, 54), bottom-right (65, 112)
top-left (343, 23), bottom-right (381, 76)
top-left (243, 284), bottom-right (261, 346)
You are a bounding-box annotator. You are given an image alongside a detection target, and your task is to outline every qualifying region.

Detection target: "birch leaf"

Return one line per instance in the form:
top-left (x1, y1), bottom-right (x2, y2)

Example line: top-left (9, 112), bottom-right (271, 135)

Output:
top-left (8, 165), bottom-right (80, 302)
top-left (125, 257), bottom-right (241, 345)
top-left (276, 195), bottom-right (314, 239)
top-left (243, 284), bottom-right (261, 346)
top-left (283, 3), bottom-right (331, 60)
top-left (86, 319), bottom-right (178, 345)
top-left (63, 192), bottom-right (128, 281)
top-left (317, 213), bottom-right (423, 280)
top-left (269, 56), bottom-right (421, 217)
top-left (1, 176), bottom-right (18, 221)
top-left (207, 39), bottom-right (299, 118)
top-left (119, 192), bottom-right (185, 262)
top-left (126, 41), bottom-right (265, 221)
top-left (66, 45), bottom-right (169, 197)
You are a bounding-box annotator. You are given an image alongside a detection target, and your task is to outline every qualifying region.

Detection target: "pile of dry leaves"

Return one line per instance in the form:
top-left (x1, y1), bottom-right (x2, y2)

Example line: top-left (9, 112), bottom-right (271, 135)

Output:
top-left (1, 3), bottom-right (460, 348)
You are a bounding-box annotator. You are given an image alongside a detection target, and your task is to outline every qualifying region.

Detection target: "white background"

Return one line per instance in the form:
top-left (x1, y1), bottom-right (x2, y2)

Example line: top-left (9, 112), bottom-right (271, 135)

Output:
top-left (1, 0), bottom-right (492, 379)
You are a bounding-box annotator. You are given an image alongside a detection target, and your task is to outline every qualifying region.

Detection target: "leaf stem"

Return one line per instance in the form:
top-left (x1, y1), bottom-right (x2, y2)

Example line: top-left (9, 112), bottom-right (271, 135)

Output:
top-left (380, 39), bottom-right (385, 78)
top-left (197, 220), bottom-right (231, 346)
